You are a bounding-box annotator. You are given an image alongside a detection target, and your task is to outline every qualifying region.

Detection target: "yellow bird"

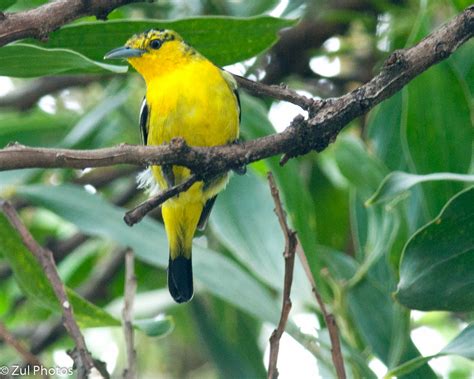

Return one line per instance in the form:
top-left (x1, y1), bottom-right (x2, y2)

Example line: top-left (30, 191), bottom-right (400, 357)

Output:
top-left (105, 30), bottom-right (240, 303)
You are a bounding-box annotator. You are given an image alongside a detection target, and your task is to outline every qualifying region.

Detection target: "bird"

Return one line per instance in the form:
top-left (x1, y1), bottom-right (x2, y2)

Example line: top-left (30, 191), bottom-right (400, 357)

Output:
top-left (104, 29), bottom-right (240, 303)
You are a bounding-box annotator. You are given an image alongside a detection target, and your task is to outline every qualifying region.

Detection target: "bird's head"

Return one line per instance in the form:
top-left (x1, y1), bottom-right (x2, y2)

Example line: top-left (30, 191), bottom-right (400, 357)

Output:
top-left (104, 29), bottom-right (190, 81)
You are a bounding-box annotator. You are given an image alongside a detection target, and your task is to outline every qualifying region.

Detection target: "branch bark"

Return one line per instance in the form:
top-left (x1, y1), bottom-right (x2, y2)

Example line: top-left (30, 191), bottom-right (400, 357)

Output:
top-left (0, 321), bottom-right (44, 369)
top-left (296, 243), bottom-right (346, 379)
top-left (124, 174), bottom-right (198, 226)
top-left (122, 249), bottom-right (137, 379)
top-left (0, 7), bottom-right (471, 178)
top-left (267, 172), bottom-right (297, 379)
top-left (0, 0), bottom-right (143, 47)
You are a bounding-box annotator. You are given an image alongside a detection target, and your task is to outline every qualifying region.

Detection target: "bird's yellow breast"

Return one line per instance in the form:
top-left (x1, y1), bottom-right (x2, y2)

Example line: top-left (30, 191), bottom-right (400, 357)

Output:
top-left (146, 58), bottom-right (239, 148)
top-left (145, 56), bottom-right (239, 194)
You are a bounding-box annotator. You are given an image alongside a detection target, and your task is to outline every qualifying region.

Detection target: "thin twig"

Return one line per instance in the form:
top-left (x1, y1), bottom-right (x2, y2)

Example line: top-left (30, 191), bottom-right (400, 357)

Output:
top-left (0, 201), bottom-right (98, 378)
top-left (296, 243), bottom-right (346, 379)
top-left (266, 172), bottom-right (298, 379)
top-left (122, 249), bottom-right (137, 379)
top-left (233, 74), bottom-right (316, 111)
top-left (0, 321), bottom-right (44, 369)
top-left (124, 174), bottom-right (198, 226)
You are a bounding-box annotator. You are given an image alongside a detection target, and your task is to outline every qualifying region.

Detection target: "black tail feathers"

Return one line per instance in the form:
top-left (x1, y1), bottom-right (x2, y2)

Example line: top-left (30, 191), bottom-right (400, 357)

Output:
top-left (168, 256), bottom-right (193, 303)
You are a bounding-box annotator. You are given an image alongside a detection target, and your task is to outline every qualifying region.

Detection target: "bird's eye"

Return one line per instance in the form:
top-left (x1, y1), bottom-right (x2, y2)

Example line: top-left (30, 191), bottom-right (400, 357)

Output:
top-left (150, 39), bottom-right (162, 49)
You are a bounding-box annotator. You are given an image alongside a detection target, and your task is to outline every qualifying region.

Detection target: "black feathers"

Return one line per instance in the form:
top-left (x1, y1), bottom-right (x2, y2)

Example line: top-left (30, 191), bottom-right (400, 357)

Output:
top-left (168, 256), bottom-right (193, 303)
top-left (197, 195), bottom-right (217, 231)
top-left (139, 97), bottom-right (148, 145)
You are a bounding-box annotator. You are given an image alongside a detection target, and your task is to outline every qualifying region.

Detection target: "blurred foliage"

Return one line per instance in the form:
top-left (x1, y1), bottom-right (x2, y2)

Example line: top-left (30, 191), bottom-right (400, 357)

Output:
top-left (0, 0), bottom-right (473, 378)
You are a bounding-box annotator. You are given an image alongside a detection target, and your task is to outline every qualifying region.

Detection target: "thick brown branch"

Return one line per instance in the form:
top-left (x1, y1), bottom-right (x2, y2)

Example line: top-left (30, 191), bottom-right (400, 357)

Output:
top-left (0, 7), bottom-right (471, 175)
top-left (0, 0), bottom-right (143, 47)
top-left (267, 172), bottom-right (297, 379)
top-left (0, 201), bottom-right (97, 378)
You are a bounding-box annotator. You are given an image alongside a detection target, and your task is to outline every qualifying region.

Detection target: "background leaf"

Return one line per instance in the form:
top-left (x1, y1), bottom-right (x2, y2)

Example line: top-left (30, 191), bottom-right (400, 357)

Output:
top-left (396, 187), bottom-right (474, 311)
top-left (0, 211), bottom-right (119, 328)
top-left (367, 171), bottom-right (474, 206)
top-left (29, 16), bottom-right (296, 67)
top-left (387, 323), bottom-right (474, 377)
top-left (0, 209), bottom-right (173, 337)
top-left (210, 171), bottom-right (311, 300)
top-left (402, 61), bottom-right (472, 219)
top-left (0, 44), bottom-right (127, 77)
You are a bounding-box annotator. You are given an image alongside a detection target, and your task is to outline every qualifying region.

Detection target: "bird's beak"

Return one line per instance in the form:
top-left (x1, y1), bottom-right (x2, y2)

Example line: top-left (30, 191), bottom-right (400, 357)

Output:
top-left (104, 46), bottom-right (145, 60)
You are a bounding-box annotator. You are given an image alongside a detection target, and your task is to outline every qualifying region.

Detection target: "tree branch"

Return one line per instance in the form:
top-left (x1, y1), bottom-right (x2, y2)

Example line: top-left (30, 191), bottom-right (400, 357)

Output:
top-left (0, 6), bottom-right (471, 177)
top-left (0, 0), bottom-right (143, 47)
top-left (122, 249), bottom-right (137, 379)
top-left (124, 174), bottom-right (198, 226)
top-left (267, 172), bottom-right (297, 379)
top-left (0, 201), bottom-right (99, 378)
top-left (233, 74), bottom-right (316, 111)
top-left (0, 321), bottom-right (44, 369)
top-left (296, 242), bottom-right (346, 379)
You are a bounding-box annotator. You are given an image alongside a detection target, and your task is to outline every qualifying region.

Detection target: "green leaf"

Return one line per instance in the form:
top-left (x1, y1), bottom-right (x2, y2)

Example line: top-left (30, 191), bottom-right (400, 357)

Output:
top-left (60, 87), bottom-right (129, 148)
top-left (0, 213), bottom-right (173, 337)
top-left (367, 92), bottom-right (406, 171)
top-left (16, 184), bottom-right (280, 324)
top-left (451, 40), bottom-right (473, 95)
top-left (189, 298), bottom-right (266, 378)
top-left (328, 135), bottom-right (434, 377)
top-left (225, 0), bottom-right (280, 16)
top-left (239, 94), bottom-right (321, 281)
top-left (210, 171), bottom-right (311, 299)
top-left (402, 61), bottom-right (472, 218)
top-left (367, 171), bottom-right (474, 206)
top-left (334, 135), bottom-right (387, 199)
top-left (324, 247), bottom-right (436, 378)
top-left (4, 0), bottom-right (49, 11)
top-left (0, 211), bottom-right (119, 328)
top-left (133, 316), bottom-right (174, 337)
top-left (31, 16), bottom-right (296, 67)
top-left (0, 43), bottom-right (127, 77)
top-left (384, 356), bottom-right (434, 378)
top-left (441, 322), bottom-right (474, 359)
top-left (0, 0), bottom-right (15, 10)
top-left (0, 111), bottom-right (77, 148)
top-left (396, 186), bottom-right (474, 311)
top-left (386, 323), bottom-right (474, 377)
top-left (333, 135), bottom-right (402, 270)
top-left (211, 173), bottom-right (284, 289)
top-left (450, 0), bottom-right (473, 11)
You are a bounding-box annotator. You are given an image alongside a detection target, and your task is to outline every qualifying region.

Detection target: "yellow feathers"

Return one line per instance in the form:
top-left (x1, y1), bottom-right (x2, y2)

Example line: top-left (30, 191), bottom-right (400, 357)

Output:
top-left (105, 29), bottom-right (240, 303)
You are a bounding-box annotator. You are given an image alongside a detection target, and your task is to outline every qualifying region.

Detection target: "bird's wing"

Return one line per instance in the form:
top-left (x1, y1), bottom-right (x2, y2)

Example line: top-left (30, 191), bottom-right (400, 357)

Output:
top-left (221, 69), bottom-right (241, 124)
top-left (197, 195), bottom-right (218, 231)
top-left (139, 97), bottom-right (149, 145)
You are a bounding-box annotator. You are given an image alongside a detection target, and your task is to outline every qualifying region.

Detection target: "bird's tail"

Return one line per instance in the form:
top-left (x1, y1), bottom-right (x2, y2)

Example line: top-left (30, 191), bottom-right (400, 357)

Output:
top-left (162, 201), bottom-right (202, 303)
